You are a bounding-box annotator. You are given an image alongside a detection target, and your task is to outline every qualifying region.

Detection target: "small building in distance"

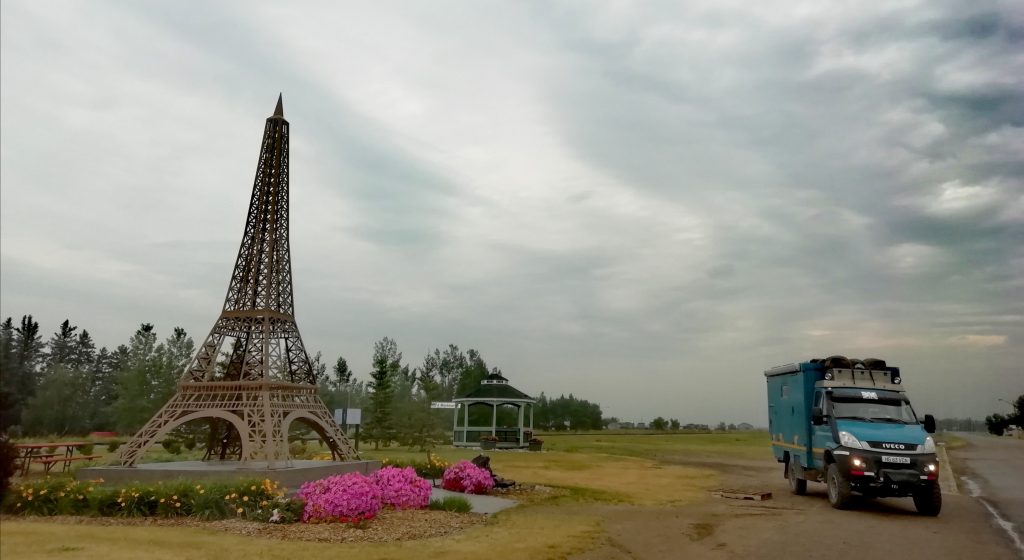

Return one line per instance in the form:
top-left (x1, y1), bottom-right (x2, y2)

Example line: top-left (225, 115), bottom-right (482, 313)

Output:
top-left (737, 422), bottom-right (755, 431)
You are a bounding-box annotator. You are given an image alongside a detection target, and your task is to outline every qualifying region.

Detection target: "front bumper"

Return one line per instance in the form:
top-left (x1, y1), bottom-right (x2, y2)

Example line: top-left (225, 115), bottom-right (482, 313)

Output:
top-left (835, 447), bottom-right (939, 497)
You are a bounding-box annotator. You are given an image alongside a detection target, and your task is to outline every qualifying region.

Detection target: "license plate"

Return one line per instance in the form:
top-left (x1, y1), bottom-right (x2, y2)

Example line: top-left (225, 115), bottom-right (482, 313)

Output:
top-left (882, 455), bottom-right (911, 464)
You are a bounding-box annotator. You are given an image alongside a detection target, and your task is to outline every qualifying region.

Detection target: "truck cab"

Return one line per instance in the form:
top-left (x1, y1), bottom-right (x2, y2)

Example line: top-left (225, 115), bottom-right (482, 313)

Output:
top-left (765, 356), bottom-right (941, 515)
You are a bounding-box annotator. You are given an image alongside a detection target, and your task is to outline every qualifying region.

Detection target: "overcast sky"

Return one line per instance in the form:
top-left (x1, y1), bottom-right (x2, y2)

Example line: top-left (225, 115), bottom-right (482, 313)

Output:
top-left (2, 1), bottom-right (1022, 425)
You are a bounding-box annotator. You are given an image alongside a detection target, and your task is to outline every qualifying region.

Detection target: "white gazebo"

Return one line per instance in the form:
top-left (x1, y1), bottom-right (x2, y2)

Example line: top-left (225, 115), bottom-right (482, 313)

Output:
top-left (452, 373), bottom-right (536, 448)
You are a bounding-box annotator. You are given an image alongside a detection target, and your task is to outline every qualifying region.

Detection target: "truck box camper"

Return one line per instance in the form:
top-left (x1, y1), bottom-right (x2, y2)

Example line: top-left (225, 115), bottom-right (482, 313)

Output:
top-left (765, 356), bottom-right (941, 515)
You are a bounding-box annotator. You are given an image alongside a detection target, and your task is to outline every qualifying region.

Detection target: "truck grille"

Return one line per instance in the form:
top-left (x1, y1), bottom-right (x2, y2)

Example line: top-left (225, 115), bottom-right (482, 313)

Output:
top-left (865, 441), bottom-right (920, 453)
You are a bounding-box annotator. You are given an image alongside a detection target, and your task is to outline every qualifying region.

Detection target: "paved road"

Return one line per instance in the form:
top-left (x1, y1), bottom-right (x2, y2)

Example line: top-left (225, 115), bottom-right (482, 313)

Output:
top-left (949, 432), bottom-right (1024, 556)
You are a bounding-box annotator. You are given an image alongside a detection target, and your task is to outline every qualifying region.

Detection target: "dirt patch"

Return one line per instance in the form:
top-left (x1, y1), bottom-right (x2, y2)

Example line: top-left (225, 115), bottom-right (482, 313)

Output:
top-left (491, 483), bottom-right (569, 504)
top-left (687, 521), bottom-right (716, 541)
top-left (572, 454), bottom-right (1020, 560)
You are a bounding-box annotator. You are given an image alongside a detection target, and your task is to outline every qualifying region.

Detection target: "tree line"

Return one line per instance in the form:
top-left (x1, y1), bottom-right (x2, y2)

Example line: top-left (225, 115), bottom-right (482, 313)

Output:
top-left (0, 316), bottom-right (606, 447)
top-left (984, 395), bottom-right (1023, 436)
top-left (0, 316), bottom-right (194, 436)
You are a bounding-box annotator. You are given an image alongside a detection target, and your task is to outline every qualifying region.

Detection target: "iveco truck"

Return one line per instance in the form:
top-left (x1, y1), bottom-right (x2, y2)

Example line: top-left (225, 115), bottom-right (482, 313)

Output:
top-left (765, 356), bottom-right (941, 515)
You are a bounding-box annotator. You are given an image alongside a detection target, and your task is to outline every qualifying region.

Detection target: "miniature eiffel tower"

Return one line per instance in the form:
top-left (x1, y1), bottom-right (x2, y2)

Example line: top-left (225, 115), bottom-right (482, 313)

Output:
top-left (120, 96), bottom-right (357, 466)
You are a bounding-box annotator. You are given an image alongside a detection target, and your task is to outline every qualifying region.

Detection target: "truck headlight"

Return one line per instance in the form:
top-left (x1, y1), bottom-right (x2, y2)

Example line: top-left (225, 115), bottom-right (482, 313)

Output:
top-left (839, 431), bottom-right (864, 449)
top-left (923, 436), bottom-right (935, 453)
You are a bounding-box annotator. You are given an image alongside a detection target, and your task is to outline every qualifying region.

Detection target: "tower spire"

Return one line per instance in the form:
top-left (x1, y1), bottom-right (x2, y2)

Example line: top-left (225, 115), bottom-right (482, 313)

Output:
top-left (274, 93), bottom-right (284, 117)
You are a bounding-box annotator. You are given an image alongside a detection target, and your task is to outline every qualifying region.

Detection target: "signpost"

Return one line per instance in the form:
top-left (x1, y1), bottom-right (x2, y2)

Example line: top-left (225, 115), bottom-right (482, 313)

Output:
top-left (334, 408), bottom-right (362, 452)
top-left (432, 402), bottom-right (458, 444)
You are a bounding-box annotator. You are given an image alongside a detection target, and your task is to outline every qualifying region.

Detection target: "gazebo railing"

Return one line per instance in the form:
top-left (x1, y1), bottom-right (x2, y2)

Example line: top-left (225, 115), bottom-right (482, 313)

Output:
top-left (454, 427), bottom-right (526, 445)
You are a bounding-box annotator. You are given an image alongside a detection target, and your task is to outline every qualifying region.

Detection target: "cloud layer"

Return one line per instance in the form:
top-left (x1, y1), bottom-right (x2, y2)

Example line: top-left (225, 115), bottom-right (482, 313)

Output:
top-left (2, 0), bottom-right (1022, 423)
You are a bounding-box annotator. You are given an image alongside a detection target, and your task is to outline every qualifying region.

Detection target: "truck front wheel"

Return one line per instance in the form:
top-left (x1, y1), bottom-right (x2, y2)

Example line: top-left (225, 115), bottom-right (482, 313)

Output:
top-left (913, 482), bottom-right (942, 516)
top-left (787, 459), bottom-right (807, 495)
top-left (827, 464), bottom-right (852, 509)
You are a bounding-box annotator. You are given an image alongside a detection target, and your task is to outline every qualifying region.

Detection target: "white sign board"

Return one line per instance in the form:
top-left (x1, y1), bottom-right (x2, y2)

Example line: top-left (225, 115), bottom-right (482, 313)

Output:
top-left (430, 401), bottom-right (458, 409)
top-left (333, 408), bottom-right (362, 425)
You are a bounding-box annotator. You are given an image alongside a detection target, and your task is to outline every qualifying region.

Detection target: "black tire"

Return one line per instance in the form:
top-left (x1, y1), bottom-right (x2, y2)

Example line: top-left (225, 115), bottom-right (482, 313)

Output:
top-left (913, 482), bottom-right (942, 516)
top-left (787, 459), bottom-right (807, 495)
top-left (827, 463), bottom-right (852, 509)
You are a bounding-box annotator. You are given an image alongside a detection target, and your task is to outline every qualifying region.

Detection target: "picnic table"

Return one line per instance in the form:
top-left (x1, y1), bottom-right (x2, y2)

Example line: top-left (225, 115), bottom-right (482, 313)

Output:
top-left (14, 442), bottom-right (101, 475)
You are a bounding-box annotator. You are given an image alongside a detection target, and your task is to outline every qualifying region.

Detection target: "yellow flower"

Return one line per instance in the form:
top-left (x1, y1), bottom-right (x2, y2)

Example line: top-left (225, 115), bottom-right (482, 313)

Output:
top-left (175, 502), bottom-right (181, 507)
top-left (26, 497), bottom-right (32, 502)
top-left (15, 503), bottom-right (20, 507)
top-left (39, 489), bottom-right (47, 495)
top-left (172, 495), bottom-right (178, 500)
top-left (195, 485), bottom-right (202, 490)
top-left (250, 485), bottom-right (256, 491)
top-left (243, 496), bottom-right (249, 502)
top-left (260, 501), bottom-right (268, 507)
top-left (160, 498), bottom-right (166, 503)
top-left (86, 487), bottom-right (93, 492)
top-left (199, 489), bottom-right (205, 494)
top-left (236, 508), bottom-right (244, 514)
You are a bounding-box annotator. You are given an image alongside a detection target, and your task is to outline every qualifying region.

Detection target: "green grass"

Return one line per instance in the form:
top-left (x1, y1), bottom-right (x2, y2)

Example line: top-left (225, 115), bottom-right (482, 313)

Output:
top-left (359, 431), bottom-right (768, 464)
top-left (535, 431), bottom-right (768, 461)
top-left (935, 432), bottom-right (968, 450)
top-left (428, 496), bottom-right (472, 513)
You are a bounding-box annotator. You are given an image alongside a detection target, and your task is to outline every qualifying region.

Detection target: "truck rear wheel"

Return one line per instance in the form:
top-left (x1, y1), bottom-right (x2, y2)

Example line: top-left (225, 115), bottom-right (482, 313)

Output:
top-left (913, 482), bottom-right (942, 516)
top-left (787, 459), bottom-right (807, 495)
top-left (827, 464), bottom-right (852, 509)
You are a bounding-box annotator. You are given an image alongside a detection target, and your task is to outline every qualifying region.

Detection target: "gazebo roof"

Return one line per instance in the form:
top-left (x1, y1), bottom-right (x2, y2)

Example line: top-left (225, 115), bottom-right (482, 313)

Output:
top-left (455, 373), bottom-right (535, 402)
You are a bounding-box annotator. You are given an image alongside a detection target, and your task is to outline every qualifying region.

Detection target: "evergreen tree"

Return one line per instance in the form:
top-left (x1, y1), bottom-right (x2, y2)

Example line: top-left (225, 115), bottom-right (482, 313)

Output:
top-left (454, 349), bottom-right (490, 398)
top-left (0, 318), bottom-right (17, 430)
top-left (44, 320), bottom-right (79, 369)
top-left (332, 356), bottom-right (352, 389)
top-left (0, 316), bottom-right (45, 430)
top-left (22, 364), bottom-right (91, 435)
top-left (365, 337), bottom-right (401, 449)
top-left (21, 319), bottom-right (98, 435)
top-left (88, 347), bottom-right (121, 430)
top-left (111, 324), bottom-right (193, 434)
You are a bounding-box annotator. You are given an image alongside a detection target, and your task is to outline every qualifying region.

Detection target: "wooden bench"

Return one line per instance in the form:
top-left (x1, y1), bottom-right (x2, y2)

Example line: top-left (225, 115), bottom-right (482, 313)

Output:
top-left (34, 455), bottom-right (103, 474)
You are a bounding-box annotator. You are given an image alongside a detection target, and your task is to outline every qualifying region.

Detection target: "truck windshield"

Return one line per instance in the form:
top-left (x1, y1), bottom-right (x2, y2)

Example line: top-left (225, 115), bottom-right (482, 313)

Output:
top-left (831, 396), bottom-right (918, 424)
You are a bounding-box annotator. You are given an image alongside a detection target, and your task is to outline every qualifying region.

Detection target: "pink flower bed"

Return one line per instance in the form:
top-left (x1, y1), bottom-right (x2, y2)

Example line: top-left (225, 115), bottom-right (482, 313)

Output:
top-left (297, 472), bottom-right (381, 522)
top-left (372, 466), bottom-right (433, 510)
top-left (441, 460), bottom-right (494, 494)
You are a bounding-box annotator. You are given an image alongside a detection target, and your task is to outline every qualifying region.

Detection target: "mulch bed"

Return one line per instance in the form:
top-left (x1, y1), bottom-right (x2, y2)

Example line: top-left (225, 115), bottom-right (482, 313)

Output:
top-left (3, 509), bottom-right (488, 544)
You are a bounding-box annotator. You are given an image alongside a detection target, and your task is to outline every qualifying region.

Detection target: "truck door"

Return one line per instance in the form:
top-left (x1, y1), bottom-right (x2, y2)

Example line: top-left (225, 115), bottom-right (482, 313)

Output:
top-left (810, 389), bottom-right (833, 469)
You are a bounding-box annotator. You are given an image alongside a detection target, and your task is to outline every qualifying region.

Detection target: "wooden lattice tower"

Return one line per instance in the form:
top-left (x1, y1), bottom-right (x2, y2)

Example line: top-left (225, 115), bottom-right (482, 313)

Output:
top-left (120, 96), bottom-right (357, 466)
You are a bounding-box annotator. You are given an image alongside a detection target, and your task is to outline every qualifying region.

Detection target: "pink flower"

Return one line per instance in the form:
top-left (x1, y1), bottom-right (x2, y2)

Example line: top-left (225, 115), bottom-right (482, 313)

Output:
top-left (297, 472), bottom-right (381, 523)
top-left (371, 466), bottom-right (432, 510)
top-left (441, 461), bottom-right (494, 495)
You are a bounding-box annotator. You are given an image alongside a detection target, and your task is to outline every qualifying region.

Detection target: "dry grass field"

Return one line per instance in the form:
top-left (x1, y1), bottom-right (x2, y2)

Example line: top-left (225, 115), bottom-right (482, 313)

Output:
top-left (1, 431), bottom-right (767, 560)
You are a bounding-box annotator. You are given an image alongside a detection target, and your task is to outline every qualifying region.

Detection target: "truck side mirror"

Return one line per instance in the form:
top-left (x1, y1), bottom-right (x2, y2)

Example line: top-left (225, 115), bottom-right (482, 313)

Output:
top-left (924, 414), bottom-right (936, 434)
top-left (812, 407), bottom-right (824, 426)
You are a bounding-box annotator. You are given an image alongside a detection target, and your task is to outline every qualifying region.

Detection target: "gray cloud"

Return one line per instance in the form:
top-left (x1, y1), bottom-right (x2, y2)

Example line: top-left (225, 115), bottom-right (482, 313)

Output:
top-left (1, 0), bottom-right (1021, 424)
